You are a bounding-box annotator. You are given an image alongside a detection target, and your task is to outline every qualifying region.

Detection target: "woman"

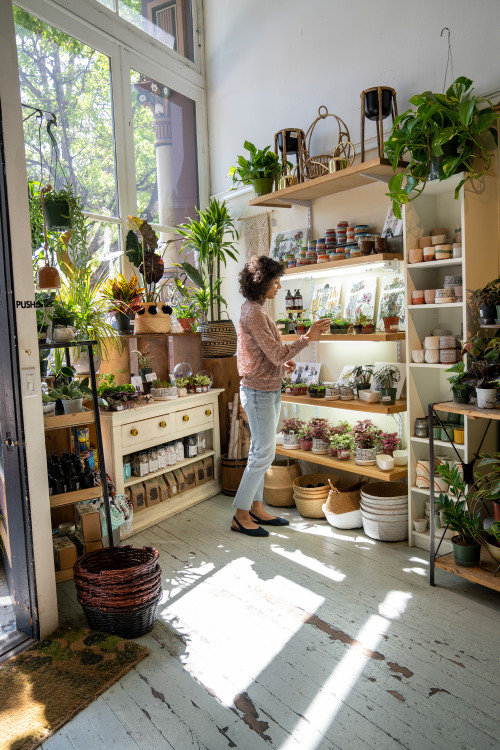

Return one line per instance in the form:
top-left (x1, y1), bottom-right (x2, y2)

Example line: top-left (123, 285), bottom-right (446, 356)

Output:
top-left (231, 255), bottom-right (330, 536)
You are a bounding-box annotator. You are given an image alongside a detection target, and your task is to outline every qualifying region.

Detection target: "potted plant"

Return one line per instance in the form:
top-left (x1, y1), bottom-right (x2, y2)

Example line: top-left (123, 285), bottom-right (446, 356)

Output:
top-left (482, 522), bottom-right (500, 570)
top-left (50, 299), bottom-right (77, 342)
top-left (296, 317), bottom-right (311, 334)
top-left (39, 348), bottom-right (51, 378)
top-left (315, 382), bottom-right (326, 399)
top-left (132, 347), bottom-right (154, 381)
top-left (330, 432), bottom-right (354, 461)
top-left (348, 365), bottom-right (375, 396)
top-left (150, 378), bottom-right (178, 400)
top-left (331, 317), bottom-right (350, 334)
top-left (229, 140), bottom-right (289, 196)
top-left (310, 418), bottom-right (331, 454)
top-left (361, 317), bottom-right (374, 334)
top-left (471, 452), bottom-right (500, 523)
top-left (282, 376), bottom-right (293, 394)
top-left (379, 295), bottom-right (401, 332)
top-left (373, 365), bottom-right (401, 404)
top-left (353, 419), bottom-right (382, 465)
top-left (97, 375), bottom-right (138, 411)
top-left (307, 380), bottom-right (323, 398)
top-left (281, 417), bottom-right (304, 450)
top-left (436, 462), bottom-right (481, 567)
top-left (100, 274), bottom-right (144, 333)
top-left (445, 361), bottom-right (471, 403)
top-left (275, 316), bottom-right (290, 334)
top-left (298, 423), bottom-right (314, 452)
top-left (461, 336), bottom-right (500, 408)
top-left (469, 276), bottom-right (500, 325)
top-left (48, 376), bottom-right (92, 414)
top-left (173, 300), bottom-right (198, 332)
top-left (193, 374), bottom-right (211, 392)
top-left (173, 376), bottom-right (190, 397)
top-left (41, 391), bottom-right (56, 417)
top-left (379, 431), bottom-right (399, 457)
top-left (174, 198), bottom-right (239, 358)
top-left (353, 312), bottom-right (371, 334)
top-left (384, 77), bottom-right (498, 219)
top-left (298, 382), bottom-right (308, 396)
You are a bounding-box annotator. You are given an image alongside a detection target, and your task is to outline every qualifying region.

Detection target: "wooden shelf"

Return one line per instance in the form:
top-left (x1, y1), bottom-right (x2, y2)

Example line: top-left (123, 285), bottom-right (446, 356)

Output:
top-left (130, 479), bottom-right (222, 534)
top-left (124, 450), bottom-right (215, 488)
top-left (280, 253), bottom-right (403, 278)
top-left (248, 158), bottom-right (407, 207)
top-left (275, 445), bottom-right (407, 482)
top-left (50, 485), bottom-right (102, 508)
top-left (411, 485), bottom-right (431, 495)
top-left (280, 332), bottom-right (405, 342)
top-left (408, 302), bottom-right (463, 310)
top-left (44, 407), bottom-right (94, 431)
top-left (55, 568), bottom-right (74, 583)
top-left (406, 258), bottom-right (463, 269)
top-left (434, 551), bottom-right (500, 592)
top-left (433, 401), bottom-right (500, 421)
top-left (281, 394), bottom-right (407, 415)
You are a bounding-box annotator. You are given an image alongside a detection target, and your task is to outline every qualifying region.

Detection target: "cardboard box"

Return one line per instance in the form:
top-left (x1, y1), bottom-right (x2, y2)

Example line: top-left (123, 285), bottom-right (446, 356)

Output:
top-left (75, 502), bottom-right (102, 542)
top-left (144, 478), bottom-right (161, 507)
top-left (163, 472), bottom-right (178, 498)
top-left (173, 468), bottom-right (185, 494)
top-left (202, 456), bottom-right (214, 481)
top-left (193, 460), bottom-right (207, 486)
top-left (53, 535), bottom-right (78, 571)
top-left (182, 464), bottom-right (196, 489)
top-left (73, 532), bottom-right (103, 555)
top-left (156, 474), bottom-right (169, 502)
top-left (129, 482), bottom-right (146, 512)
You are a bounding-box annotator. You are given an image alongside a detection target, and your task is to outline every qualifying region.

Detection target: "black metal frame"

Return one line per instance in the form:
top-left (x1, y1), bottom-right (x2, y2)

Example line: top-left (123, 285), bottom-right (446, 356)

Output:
top-left (428, 400), bottom-right (492, 585)
top-left (39, 340), bottom-right (114, 545)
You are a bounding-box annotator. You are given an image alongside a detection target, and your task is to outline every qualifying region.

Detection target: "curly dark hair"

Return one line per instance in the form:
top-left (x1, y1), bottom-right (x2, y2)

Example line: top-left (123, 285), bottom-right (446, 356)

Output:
top-left (239, 255), bottom-right (283, 301)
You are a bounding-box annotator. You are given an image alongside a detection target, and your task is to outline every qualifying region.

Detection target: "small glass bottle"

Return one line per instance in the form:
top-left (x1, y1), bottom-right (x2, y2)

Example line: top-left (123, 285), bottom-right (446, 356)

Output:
top-left (183, 435), bottom-right (197, 458)
top-left (197, 432), bottom-right (206, 455)
top-left (294, 289), bottom-right (303, 310)
top-left (157, 445), bottom-right (167, 470)
top-left (285, 289), bottom-right (293, 310)
top-left (123, 454), bottom-right (132, 481)
top-left (175, 440), bottom-right (184, 462)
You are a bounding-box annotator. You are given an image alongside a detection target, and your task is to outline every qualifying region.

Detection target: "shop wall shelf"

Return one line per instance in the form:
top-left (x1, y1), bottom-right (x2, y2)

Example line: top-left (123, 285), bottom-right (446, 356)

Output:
top-left (281, 394), bottom-right (407, 415)
top-left (406, 258), bottom-right (463, 270)
top-left (280, 253), bottom-right (403, 279)
top-left (433, 401), bottom-right (500, 421)
top-left (408, 302), bottom-right (463, 310)
top-left (124, 450), bottom-right (215, 488)
top-left (280, 333), bottom-right (406, 342)
top-left (50, 485), bottom-right (102, 509)
top-left (410, 436), bottom-right (465, 450)
top-left (275, 445), bottom-right (407, 482)
top-left (43, 407), bottom-right (94, 431)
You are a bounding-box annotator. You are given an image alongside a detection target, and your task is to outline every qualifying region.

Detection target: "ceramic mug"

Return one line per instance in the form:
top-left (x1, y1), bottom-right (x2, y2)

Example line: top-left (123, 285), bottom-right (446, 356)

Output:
top-left (423, 246), bottom-right (435, 261)
top-left (412, 349), bottom-right (425, 363)
top-left (425, 349), bottom-right (440, 364)
top-left (424, 289), bottom-right (436, 304)
top-left (418, 235), bottom-right (432, 249)
top-left (408, 247), bottom-right (424, 264)
top-left (424, 336), bottom-right (440, 349)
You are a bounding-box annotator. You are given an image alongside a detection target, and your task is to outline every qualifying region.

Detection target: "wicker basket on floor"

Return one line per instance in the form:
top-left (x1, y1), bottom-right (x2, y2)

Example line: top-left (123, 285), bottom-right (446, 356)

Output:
top-left (74, 546), bottom-right (162, 639)
top-left (293, 473), bottom-right (339, 518)
top-left (324, 478), bottom-right (363, 515)
top-left (264, 459), bottom-right (301, 507)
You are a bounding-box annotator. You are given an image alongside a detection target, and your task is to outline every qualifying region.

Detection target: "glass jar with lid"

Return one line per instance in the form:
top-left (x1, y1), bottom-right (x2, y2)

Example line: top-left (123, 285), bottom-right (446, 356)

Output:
top-left (197, 432), bottom-right (206, 455)
top-left (183, 435), bottom-right (197, 458)
top-left (157, 445), bottom-right (167, 470)
top-left (166, 443), bottom-right (177, 466)
top-left (148, 447), bottom-right (159, 473)
top-left (175, 440), bottom-right (184, 462)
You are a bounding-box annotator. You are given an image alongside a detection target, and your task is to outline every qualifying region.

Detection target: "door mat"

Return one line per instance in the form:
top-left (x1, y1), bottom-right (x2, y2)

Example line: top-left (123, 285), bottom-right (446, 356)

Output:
top-left (0, 626), bottom-right (149, 750)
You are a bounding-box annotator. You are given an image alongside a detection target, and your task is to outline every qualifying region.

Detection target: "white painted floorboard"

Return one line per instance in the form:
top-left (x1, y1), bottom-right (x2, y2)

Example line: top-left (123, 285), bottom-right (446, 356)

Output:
top-left (43, 494), bottom-right (500, 750)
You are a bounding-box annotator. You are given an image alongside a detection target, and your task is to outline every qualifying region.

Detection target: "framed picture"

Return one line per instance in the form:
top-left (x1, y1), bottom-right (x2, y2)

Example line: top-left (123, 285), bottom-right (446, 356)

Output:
top-left (291, 362), bottom-right (320, 384)
top-left (344, 277), bottom-right (377, 322)
top-left (376, 275), bottom-right (406, 331)
top-left (311, 281), bottom-right (342, 319)
top-left (371, 361), bottom-right (406, 400)
top-left (270, 228), bottom-right (308, 261)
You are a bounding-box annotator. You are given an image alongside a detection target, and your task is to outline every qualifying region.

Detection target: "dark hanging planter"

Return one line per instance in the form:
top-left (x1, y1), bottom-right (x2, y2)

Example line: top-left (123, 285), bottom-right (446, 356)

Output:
top-left (428, 137), bottom-right (460, 182)
top-left (364, 89), bottom-right (393, 121)
top-left (479, 304), bottom-right (497, 325)
top-left (44, 198), bottom-right (72, 229)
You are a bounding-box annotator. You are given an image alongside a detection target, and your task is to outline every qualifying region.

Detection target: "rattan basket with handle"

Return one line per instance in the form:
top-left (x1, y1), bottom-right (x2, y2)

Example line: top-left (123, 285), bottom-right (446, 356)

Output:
top-left (264, 459), bottom-right (301, 507)
top-left (293, 473), bottom-right (339, 518)
top-left (324, 478), bottom-right (364, 516)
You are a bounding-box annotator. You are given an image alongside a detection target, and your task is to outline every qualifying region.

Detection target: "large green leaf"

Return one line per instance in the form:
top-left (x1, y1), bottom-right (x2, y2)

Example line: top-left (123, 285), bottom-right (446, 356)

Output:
top-left (459, 99), bottom-right (475, 127)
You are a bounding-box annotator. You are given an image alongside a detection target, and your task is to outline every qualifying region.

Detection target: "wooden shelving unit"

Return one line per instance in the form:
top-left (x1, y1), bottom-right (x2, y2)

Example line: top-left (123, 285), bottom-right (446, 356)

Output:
top-left (248, 157), bottom-right (407, 207)
top-left (50, 486), bottom-right (103, 509)
top-left (280, 332), bottom-right (406, 342)
top-left (435, 551), bottom-right (500, 593)
top-left (275, 445), bottom-right (407, 482)
top-left (44, 407), bottom-right (94, 431)
top-left (433, 401), bottom-right (500, 421)
top-left (280, 253), bottom-right (403, 278)
top-left (123, 450), bottom-right (215, 488)
top-left (281, 394), bottom-right (407, 415)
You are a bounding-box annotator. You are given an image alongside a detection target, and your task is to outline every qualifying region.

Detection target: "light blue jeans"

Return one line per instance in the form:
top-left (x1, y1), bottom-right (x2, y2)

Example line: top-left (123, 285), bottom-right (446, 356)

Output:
top-left (232, 386), bottom-right (282, 511)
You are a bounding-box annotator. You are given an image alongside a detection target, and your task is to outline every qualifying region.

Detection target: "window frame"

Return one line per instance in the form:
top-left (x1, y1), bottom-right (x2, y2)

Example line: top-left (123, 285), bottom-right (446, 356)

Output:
top-left (14, 0), bottom-right (208, 260)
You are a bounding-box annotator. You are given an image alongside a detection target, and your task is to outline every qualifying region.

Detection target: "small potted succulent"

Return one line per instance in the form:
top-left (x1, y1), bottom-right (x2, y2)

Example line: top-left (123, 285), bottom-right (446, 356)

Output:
top-left (150, 378), bottom-right (178, 400)
top-left (41, 391), bottom-right (56, 417)
top-left (173, 376), bottom-right (190, 397)
top-left (298, 423), bottom-right (314, 451)
top-left (310, 418), bottom-right (331, 454)
top-left (47, 376), bottom-right (92, 414)
top-left (330, 432), bottom-right (354, 461)
top-left (296, 317), bottom-right (311, 334)
top-left (436, 462), bottom-right (481, 567)
top-left (348, 365), bottom-right (375, 397)
top-left (353, 419), bottom-right (382, 465)
top-left (445, 361), bottom-right (471, 404)
top-left (281, 417), bottom-right (304, 449)
top-left (307, 380), bottom-right (324, 398)
top-left (379, 431), bottom-right (399, 457)
top-left (373, 365), bottom-right (401, 404)
top-left (352, 312), bottom-right (371, 334)
top-left (275, 316), bottom-right (290, 334)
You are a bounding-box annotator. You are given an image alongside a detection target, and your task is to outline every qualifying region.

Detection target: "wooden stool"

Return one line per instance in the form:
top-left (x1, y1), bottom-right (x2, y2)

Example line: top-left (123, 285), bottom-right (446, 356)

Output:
top-left (274, 128), bottom-right (307, 187)
top-left (360, 86), bottom-right (398, 161)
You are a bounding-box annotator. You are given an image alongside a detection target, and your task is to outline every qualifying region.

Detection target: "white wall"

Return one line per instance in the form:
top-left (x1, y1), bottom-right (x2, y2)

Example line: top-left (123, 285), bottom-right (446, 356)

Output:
top-left (205, 0), bottom-right (500, 196)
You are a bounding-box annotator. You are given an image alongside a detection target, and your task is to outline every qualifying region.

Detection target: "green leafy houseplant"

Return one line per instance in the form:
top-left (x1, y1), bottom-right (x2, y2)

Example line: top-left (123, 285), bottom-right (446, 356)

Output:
top-left (48, 376), bottom-right (92, 401)
top-left (373, 365), bottom-right (401, 390)
top-left (229, 141), bottom-right (288, 196)
top-left (436, 463), bottom-right (481, 558)
top-left (385, 77), bottom-right (498, 219)
top-left (132, 347), bottom-right (153, 370)
top-left (330, 432), bottom-right (354, 451)
top-left (348, 365), bottom-right (375, 390)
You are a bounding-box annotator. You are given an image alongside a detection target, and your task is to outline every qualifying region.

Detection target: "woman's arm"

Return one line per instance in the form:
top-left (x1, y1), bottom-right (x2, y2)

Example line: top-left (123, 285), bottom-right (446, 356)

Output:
top-left (244, 306), bottom-right (309, 366)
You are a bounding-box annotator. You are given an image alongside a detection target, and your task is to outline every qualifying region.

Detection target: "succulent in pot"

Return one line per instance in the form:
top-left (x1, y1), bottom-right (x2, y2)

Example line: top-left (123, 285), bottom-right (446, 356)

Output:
top-left (281, 417), bottom-right (304, 449)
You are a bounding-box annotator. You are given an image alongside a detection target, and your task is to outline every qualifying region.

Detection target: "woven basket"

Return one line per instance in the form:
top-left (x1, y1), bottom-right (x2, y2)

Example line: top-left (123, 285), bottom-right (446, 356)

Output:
top-left (264, 459), bottom-right (301, 507)
top-left (361, 511), bottom-right (408, 542)
top-left (293, 473), bottom-right (339, 518)
top-left (82, 599), bottom-right (160, 639)
top-left (134, 303), bottom-right (171, 334)
top-left (198, 316), bottom-right (237, 358)
top-left (324, 478), bottom-right (363, 516)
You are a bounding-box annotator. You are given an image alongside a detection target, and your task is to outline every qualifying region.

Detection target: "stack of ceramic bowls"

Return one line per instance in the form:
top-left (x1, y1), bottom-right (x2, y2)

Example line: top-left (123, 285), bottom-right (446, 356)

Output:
top-left (316, 238), bottom-right (329, 263)
top-left (434, 288), bottom-right (456, 304)
top-left (336, 221), bottom-right (348, 245)
top-left (354, 225), bottom-right (370, 242)
top-left (360, 483), bottom-right (408, 541)
top-left (306, 240), bottom-right (317, 264)
top-left (444, 275), bottom-right (462, 302)
top-left (346, 226), bottom-right (355, 243)
top-left (325, 228), bottom-right (336, 257)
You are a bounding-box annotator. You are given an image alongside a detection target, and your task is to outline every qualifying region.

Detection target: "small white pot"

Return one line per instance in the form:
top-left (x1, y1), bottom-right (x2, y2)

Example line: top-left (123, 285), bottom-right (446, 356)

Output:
top-left (42, 402), bottom-right (56, 416)
top-left (282, 432), bottom-right (300, 450)
top-left (53, 325), bottom-right (76, 343)
top-left (312, 437), bottom-right (329, 454)
top-left (476, 388), bottom-right (497, 409)
top-left (413, 518), bottom-right (428, 533)
top-left (177, 387), bottom-right (188, 397)
top-left (62, 397), bottom-right (83, 414)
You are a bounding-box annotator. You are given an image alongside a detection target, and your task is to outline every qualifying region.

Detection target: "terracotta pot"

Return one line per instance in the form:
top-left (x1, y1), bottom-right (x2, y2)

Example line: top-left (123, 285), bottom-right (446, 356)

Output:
top-left (178, 317), bottom-right (196, 333)
top-left (382, 316), bottom-right (399, 332)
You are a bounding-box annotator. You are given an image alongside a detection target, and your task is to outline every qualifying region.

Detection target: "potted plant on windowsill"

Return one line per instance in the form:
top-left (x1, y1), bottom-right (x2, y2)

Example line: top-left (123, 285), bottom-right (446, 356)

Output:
top-left (47, 376), bottom-right (92, 414)
top-left (281, 417), bottom-right (304, 450)
top-left (353, 419), bottom-right (382, 465)
top-left (445, 361), bottom-right (471, 403)
top-left (373, 365), bottom-right (401, 405)
top-left (436, 462), bottom-right (481, 567)
top-left (384, 77), bottom-right (498, 219)
top-left (229, 141), bottom-right (289, 196)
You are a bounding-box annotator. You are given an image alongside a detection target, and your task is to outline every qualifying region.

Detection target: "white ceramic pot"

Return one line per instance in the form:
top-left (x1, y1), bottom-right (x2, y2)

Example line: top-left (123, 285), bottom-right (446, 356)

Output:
top-left (312, 438), bottom-right (329, 454)
top-left (53, 325), bottom-right (76, 343)
top-left (177, 387), bottom-right (188, 397)
top-left (376, 454), bottom-right (395, 471)
top-left (355, 447), bottom-right (377, 465)
top-left (42, 402), bottom-right (56, 416)
top-left (283, 433), bottom-right (300, 450)
top-left (393, 450), bottom-right (408, 466)
top-left (62, 397), bottom-right (83, 414)
top-left (476, 388), bottom-right (497, 409)
top-left (72, 349), bottom-right (102, 375)
top-left (413, 518), bottom-right (428, 533)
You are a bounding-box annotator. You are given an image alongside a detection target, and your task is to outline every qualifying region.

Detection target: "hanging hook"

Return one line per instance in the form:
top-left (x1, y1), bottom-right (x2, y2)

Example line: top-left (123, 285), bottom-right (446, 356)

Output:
top-left (441, 27), bottom-right (454, 93)
top-left (440, 27), bottom-right (450, 41)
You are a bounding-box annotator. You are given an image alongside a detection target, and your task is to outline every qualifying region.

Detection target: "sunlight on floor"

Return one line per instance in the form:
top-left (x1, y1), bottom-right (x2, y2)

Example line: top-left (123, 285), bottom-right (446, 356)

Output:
top-left (271, 545), bottom-right (346, 582)
top-left (277, 589), bottom-right (411, 750)
top-left (403, 566), bottom-right (427, 576)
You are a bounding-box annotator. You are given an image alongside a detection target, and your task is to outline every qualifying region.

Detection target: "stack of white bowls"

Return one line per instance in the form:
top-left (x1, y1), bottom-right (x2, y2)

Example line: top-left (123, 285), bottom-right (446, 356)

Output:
top-left (360, 482), bottom-right (408, 541)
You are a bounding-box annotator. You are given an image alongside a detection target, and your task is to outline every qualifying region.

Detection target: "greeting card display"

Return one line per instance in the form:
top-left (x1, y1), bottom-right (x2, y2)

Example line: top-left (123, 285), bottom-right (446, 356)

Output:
top-left (344, 278), bottom-right (376, 322)
top-left (270, 228), bottom-right (308, 261)
top-left (376, 275), bottom-right (405, 331)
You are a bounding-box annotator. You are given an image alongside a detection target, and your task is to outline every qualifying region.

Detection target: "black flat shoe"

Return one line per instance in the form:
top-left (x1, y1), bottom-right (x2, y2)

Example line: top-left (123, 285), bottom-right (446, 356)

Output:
top-left (249, 511), bottom-right (290, 526)
top-left (231, 516), bottom-right (269, 537)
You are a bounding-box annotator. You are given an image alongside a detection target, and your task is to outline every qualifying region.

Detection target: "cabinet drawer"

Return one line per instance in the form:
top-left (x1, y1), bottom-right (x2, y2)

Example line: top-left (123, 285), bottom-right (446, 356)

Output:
top-left (121, 414), bottom-right (171, 448)
top-left (175, 404), bottom-right (214, 432)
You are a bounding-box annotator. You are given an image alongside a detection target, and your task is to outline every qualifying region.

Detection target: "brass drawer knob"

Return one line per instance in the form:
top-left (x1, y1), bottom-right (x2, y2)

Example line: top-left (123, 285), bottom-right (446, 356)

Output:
top-left (183, 415), bottom-right (189, 421)
top-left (205, 409), bottom-right (212, 416)
top-left (131, 428), bottom-right (138, 436)
top-left (159, 420), bottom-right (166, 428)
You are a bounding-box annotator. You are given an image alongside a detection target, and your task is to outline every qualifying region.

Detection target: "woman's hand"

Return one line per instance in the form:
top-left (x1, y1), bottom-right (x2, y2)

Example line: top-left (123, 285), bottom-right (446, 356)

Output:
top-left (283, 360), bottom-right (296, 373)
top-left (305, 318), bottom-right (330, 341)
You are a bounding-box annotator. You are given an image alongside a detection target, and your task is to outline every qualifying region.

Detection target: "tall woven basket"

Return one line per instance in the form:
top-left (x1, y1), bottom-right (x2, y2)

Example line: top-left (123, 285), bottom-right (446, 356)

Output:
top-left (293, 473), bottom-right (339, 518)
top-left (74, 546), bottom-right (162, 639)
top-left (322, 478), bottom-right (364, 529)
top-left (198, 316), bottom-right (237, 358)
top-left (134, 303), bottom-right (171, 334)
top-left (264, 459), bottom-right (301, 507)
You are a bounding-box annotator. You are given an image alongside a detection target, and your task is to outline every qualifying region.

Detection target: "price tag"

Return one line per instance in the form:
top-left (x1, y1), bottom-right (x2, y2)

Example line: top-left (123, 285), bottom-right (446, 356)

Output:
top-left (131, 375), bottom-right (143, 392)
top-left (145, 372), bottom-right (157, 383)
